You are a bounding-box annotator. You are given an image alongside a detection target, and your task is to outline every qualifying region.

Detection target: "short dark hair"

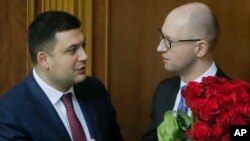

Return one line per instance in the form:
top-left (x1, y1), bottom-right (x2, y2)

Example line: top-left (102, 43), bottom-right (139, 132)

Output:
top-left (28, 11), bottom-right (81, 65)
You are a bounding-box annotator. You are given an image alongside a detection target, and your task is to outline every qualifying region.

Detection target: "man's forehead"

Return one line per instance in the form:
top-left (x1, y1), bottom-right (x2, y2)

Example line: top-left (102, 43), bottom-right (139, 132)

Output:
top-left (162, 15), bottom-right (189, 38)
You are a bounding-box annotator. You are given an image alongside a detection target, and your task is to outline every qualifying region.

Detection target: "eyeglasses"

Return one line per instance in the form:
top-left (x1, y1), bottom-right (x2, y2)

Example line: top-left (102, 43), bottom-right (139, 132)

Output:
top-left (158, 29), bottom-right (201, 49)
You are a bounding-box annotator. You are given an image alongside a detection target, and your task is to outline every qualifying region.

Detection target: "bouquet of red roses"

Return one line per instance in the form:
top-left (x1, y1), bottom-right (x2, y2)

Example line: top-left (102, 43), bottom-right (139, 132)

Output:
top-left (183, 76), bottom-right (250, 141)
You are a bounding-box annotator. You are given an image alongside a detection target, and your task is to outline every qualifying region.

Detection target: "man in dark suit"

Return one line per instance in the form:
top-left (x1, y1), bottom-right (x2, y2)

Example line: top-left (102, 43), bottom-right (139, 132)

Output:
top-left (0, 11), bottom-right (123, 141)
top-left (141, 2), bottom-right (228, 141)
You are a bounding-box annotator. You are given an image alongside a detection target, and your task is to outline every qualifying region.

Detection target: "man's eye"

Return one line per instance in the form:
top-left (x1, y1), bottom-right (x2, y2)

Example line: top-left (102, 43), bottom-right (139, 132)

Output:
top-left (69, 48), bottom-right (77, 54)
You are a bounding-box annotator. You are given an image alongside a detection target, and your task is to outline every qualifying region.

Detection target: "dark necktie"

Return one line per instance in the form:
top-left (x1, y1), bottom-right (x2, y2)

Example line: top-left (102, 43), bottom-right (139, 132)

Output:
top-left (61, 93), bottom-right (87, 141)
top-left (177, 85), bottom-right (188, 113)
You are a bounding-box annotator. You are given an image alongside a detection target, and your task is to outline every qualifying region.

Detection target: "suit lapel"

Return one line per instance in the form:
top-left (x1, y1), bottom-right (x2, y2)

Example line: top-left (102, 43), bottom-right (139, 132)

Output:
top-left (74, 85), bottom-right (102, 141)
top-left (25, 73), bottom-right (71, 141)
top-left (166, 77), bottom-right (180, 111)
top-left (215, 67), bottom-right (229, 79)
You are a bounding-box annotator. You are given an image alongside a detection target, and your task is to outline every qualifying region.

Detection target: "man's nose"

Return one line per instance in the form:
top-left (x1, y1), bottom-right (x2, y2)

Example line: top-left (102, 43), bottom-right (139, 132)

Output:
top-left (78, 47), bottom-right (88, 61)
top-left (157, 40), bottom-right (168, 52)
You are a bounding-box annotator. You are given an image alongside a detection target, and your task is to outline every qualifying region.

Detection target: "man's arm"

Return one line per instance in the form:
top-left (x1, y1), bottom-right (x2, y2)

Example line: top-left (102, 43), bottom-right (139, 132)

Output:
top-left (0, 106), bottom-right (27, 141)
top-left (141, 118), bottom-right (158, 141)
top-left (99, 79), bottom-right (123, 141)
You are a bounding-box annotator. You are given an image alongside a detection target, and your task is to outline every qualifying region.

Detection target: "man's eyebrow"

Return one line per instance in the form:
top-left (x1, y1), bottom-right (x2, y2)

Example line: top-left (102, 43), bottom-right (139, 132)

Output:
top-left (160, 30), bottom-right (173, 40)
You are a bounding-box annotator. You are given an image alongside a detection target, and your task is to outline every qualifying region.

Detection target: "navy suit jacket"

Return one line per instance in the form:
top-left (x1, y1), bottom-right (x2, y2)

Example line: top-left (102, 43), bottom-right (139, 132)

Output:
top-left (0, 73), bottom-right (123, 141)
top-left (141, 69), bottom-right (228, 141)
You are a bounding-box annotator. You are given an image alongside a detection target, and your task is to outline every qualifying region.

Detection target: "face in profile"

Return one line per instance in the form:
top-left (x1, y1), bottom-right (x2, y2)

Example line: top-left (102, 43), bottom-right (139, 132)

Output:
top-left (46, 28), bottom-right (88, 87)
top-left (157, 13), bottom-right (198, 75)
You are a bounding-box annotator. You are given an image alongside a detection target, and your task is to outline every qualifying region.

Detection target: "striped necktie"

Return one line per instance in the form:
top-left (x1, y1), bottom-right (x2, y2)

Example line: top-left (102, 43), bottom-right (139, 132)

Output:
top-left (177, 85), bottom-right (188, 113)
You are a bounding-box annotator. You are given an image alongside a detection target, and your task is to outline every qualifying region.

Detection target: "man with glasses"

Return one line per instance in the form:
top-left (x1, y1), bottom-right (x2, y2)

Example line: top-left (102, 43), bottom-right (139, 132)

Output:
top-left (141, 2), bottom-right (228, 141)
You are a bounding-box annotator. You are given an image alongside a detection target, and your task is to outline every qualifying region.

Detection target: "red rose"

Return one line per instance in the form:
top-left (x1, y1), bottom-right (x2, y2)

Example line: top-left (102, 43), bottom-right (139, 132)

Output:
top-left (215, 92), bottom-right (236, 107)
top-left (216, 111), bottom-right (232, 127)
top-left (221, 133), bottom-right (230, 141)
top-left (190, 98), bottom-right (219, 121)
top-left (183, 81), bottom-right (202, 99)
top-left (231, 104), bottom-right (247, 115)
top-left (188, 98), bottom-right (206, 117)
top-left (183, 76), bottom-right (250, 141)
top-left (234, 79), bottom-right (250, 88)
top-left (200, 99), bottom-right (219, 121)
top-left (245, 104), bottom-right (250, 118)
top-left (211, 124), bottom-right (226, 138)
top-left (202, 76), bottom-right (218, 85)
top-left (202, 85), bottom-right (216, 98)
top-left (187, 122), bottom-right (212, 141)
top-left (234, 82), bottom-right (250, 103)
top-left (231, 114), bottom-right (247, 125)
top-left (218, 82), bottom-right (236, 94)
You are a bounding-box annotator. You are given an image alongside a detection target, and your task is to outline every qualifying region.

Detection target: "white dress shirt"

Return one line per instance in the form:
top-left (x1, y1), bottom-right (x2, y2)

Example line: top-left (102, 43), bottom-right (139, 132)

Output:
top-left (33, 69), bottom-right (91, 141)
top-left (173, 62), bottom-right (217, 115)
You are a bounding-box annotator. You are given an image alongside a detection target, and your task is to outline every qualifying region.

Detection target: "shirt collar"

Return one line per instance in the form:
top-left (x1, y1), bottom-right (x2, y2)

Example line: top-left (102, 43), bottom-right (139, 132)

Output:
top-left (181, 61), bottom-right (217, 86)
top-left (33, 69), bottom-right (75, 105)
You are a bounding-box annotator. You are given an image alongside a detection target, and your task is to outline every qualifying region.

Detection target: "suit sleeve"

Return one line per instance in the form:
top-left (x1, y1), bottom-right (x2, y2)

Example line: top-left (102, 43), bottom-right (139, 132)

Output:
top-left (0, 106), bottom-right (27, 141)
top-left (141, 77), bottom-right (179, 141)
top-left (105, 91), bottom-right (124, 141)
top-left (140, 85), bottom-right (161, 141)
top-left (86, 77), bottom-right (124, 141)
top-left (98, 79), bottom-right (124, 141)
top-left (140, 119), bottom-right (158, 141)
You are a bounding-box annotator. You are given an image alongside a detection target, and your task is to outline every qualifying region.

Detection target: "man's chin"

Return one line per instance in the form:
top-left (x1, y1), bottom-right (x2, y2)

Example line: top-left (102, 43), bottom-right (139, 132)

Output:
top-left (164, 64), bottom-right (175, 72)
top-left (74, 75), bottom-right (87, 83)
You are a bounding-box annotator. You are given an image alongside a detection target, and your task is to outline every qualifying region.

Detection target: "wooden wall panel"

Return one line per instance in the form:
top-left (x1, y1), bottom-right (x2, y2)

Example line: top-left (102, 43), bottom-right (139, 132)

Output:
top-left (0, 0), bottom-right (27, 94)
top-left (210, 0), bottom-right (250, 81)
top-left (110, 0), bottom-right (250, 140)
top-left (93, 0), bottom-right (109, 87)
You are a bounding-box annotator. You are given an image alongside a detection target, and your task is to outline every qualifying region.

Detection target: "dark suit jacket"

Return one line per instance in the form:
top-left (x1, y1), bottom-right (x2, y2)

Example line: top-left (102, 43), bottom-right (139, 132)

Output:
top-left (141, 69), bottom-right (228, 141)
top-left (0, 73), bottom-right (123, 141)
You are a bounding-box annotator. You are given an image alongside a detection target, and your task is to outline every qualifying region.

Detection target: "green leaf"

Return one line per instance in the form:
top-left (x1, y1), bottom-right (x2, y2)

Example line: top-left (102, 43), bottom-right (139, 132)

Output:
top-left (176, 110), bottom-right (192, 131)
top-left (157, 111), bottom-right (179, 141)
top-left (157, 110), bottom-right (193, 141)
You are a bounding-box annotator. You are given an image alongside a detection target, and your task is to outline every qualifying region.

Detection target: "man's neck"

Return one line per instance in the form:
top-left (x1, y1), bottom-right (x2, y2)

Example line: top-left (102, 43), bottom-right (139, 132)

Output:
top-left (180, 60), bottom-right (213, 83)
top-left (34, 67), bottom-right (70, 92)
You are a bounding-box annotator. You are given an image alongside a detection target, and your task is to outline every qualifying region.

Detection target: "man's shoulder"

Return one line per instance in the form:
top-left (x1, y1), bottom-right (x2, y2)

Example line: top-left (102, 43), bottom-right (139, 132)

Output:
top-left (154, 76), bottom-right (180, 96)
top-left (158, 76), bottom-right (180, 86)
top-left (0, 77), bottom-right (29, 109)
top-left (216, 67), bottom-right (230, 79)
top-left (74, 76), bottom-right (107, 97)
top-left (76, 76), bottom-right (105, 88)
top-left (1, 76), bottom-right (28, 96)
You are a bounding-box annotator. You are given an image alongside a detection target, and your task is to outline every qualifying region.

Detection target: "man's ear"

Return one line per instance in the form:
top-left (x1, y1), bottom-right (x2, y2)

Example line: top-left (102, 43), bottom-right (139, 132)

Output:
top-left (37, 51), bottom-right (49, 69)
top-left (195, 40), bottom-right (209, 57)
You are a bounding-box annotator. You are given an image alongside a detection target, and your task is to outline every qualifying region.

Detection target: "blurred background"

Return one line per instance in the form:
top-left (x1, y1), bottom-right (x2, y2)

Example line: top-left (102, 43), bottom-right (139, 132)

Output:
top-left (1, 0), bottom-right (250, 141)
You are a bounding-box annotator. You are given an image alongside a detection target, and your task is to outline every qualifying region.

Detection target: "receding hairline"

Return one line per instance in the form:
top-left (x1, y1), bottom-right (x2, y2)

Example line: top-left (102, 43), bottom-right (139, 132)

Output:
top-left (166, 2), bottom-right (219, 49)
top-left (175, 2), bottom-right (212, 13)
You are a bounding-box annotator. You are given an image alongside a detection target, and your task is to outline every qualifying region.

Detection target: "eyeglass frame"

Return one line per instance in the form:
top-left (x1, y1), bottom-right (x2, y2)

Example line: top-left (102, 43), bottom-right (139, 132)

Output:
top-left (158, 29), bottom-right (202, 49)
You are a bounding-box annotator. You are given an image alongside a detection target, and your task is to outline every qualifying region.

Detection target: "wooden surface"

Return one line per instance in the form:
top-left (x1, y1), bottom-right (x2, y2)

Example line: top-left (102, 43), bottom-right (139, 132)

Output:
top-left (92, 0), bottom-right (109, 87)
top-left (0, 0), bottom-right (27, 94)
